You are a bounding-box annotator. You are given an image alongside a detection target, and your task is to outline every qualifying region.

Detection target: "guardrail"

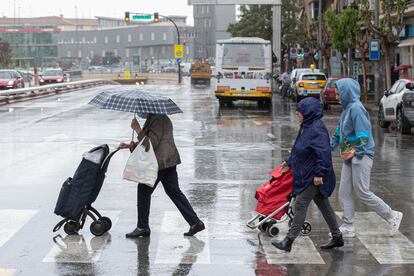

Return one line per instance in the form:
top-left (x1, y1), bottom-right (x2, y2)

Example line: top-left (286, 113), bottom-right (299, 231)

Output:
top-left (0, 79), bottom-right (118, 105)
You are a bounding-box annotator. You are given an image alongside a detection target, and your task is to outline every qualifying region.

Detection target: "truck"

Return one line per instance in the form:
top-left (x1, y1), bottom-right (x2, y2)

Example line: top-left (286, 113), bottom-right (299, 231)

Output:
top-left (190, 62), bottom-right (211, 85)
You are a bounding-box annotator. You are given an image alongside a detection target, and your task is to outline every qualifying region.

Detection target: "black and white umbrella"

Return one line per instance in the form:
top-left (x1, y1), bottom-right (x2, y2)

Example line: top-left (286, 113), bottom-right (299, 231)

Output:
top-left (89, 87), bottom-right (183, 115)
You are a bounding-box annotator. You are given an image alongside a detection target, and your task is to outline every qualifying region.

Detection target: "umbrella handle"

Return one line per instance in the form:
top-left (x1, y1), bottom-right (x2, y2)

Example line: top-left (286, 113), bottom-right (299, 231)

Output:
top-left (131, 113), bottom-right (136, 141)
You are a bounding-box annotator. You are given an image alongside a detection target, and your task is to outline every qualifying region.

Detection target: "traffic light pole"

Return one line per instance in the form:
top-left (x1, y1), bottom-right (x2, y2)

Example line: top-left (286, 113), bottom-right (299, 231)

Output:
top-left (158, 14), bottom-right (182, 84)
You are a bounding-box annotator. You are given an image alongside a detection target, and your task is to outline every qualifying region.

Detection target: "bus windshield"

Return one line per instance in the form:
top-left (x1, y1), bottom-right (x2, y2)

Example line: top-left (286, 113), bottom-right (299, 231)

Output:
top-left (222, 44), bottom-right (265, 67)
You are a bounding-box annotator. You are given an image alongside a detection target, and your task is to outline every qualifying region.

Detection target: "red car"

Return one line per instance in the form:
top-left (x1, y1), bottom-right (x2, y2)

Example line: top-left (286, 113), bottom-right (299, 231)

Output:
top-left (321, 77), bottom-right (341, 109)
top-left (0, 70), bottom-right (25, 90)
top-left (39, 68), bottom-right (65, 85)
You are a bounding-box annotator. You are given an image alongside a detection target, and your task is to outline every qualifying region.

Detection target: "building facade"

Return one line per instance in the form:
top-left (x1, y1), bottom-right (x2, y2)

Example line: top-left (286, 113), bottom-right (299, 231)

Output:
top-left (57, 20), bottom-right (196, 71)
top-left (192, 4), bottom-right (236, 62)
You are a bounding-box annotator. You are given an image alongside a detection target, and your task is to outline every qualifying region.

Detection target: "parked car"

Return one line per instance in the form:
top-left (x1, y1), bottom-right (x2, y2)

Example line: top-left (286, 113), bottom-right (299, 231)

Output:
top-left (293, 72), bottom-right (327, 102)
top-left (39, 68), bottom-right (66, 85)
top-left (321, 77), bottom-right (341, 109)
top-left (378, 78), bottom-right (414, 134)
top-left (0, 69), bottom-right (25, 89)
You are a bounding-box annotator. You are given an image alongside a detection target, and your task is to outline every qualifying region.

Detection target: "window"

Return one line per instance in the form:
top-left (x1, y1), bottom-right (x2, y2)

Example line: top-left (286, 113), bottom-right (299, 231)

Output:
top-left (204, 19), bottom-right (208, 27)
top-left (71, 37), bottom-right (74, 44)
top-left (150, 47), bottom-right (154, 55)
top-left (162, 46), bottom-right (166, 55)
top-left (90, 50), bottom-right (94, 57)
top-left (116, 35), bottom-right (120, 43)
top-left (126, 48), bottom-right (130, 58)
top-left (208, 19), bottom-right (211, 27)
top-left (114, 49), bottom-right (118, 56)
top-left (389, 81), bottom-right (401, 95)
top-left (206, 5), bottom-right (210, 13)
top-left (138, 47), bottom-right (142, 55)
top-left (82, 37), bottom-right (86, 43)
top-left (105, 36), bottom-right (108, 44)
top-left (139, 33), bottom-right (143, 41)
top-left (102, 50), bottom-right (106, 57)
top-left (151, 32), bottom-right (155, 41)
top-left (93, 37), bottom-right (97, 43)
top-left (78, 50), bottom-right (82, 58)
top-left (128, 34), bottom-right (132, 42)
top-left (67, 51), bottom-right (71, 57)
top-left (201, 5), bottom-right (205, 14)
top-left (163, 32), bottom-right (167, 41)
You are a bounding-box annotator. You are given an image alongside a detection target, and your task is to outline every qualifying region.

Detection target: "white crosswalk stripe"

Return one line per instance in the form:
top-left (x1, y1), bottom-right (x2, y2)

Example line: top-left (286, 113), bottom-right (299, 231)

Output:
top-left (0, 209), bottom-right (37, 249)
top-left (154, 211), bottom-right (210, 264)
top-left (262, 221), bottom-right (325, 264)
top-left (0, 269), bottom-right (16, 276)
top-left (336, 212), bottom-right (414, 264)
top-left (42, 210), bottom-right (121, 263)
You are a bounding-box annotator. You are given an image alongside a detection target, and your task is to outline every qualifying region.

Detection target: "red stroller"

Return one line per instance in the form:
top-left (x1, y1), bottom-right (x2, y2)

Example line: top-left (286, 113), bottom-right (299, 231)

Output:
top-left (246, 165), bottom-right (312, 237)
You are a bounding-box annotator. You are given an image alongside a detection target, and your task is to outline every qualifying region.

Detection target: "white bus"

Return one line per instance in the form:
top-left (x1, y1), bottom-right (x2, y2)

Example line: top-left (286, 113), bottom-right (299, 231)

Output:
top-left (215, 37), bottom-right (272, 108)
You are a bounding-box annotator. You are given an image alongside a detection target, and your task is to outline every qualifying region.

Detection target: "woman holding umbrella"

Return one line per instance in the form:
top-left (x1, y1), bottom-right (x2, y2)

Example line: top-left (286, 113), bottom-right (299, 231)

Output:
top-left (90, 88), bottom-right (205, 237)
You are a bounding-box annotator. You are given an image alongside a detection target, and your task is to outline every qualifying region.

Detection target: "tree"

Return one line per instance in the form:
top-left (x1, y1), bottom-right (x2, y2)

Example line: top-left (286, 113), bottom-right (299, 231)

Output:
top-left (368, 0), bottom-right (406, 89)
top-left (0, 39), bottom-right (13, 69)
top-left (227, 2), bottom-right (305, 68)
top-left (227, 5), bottom-right (272, 41)
top-left (304, 14), bottom-right (332, 76)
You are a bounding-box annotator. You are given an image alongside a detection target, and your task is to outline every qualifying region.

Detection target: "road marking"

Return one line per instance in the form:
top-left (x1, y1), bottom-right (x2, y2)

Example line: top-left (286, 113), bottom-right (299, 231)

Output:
top-left (262, 222), bottom-right (325, 264)
top-left (43, 211), bottom-right (121, 263)
top-left (336, 212), bottom-right (414, 264)
top-left (154, 211), bottom-right (210, 264)
top-left (0, 269), bottom-right (16, 276)
top-left (0, 210), bottom-right (38, 249)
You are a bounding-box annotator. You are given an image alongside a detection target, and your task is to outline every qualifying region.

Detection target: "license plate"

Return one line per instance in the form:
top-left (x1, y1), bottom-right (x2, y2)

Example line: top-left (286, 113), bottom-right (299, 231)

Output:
top-left (303, 90), bottom-right (308, 95)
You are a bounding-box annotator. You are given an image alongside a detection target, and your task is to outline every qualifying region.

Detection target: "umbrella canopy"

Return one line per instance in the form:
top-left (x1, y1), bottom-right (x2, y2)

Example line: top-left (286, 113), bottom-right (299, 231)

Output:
top-left (89, 87), bottom-right (183, 115)
top-left (394, 65), bottom-right (412, 72)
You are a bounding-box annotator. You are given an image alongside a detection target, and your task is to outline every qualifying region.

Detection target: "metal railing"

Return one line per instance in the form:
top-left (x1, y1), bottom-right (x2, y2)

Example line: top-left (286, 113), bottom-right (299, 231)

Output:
top-left (0, 79), bottom-right (118, 105)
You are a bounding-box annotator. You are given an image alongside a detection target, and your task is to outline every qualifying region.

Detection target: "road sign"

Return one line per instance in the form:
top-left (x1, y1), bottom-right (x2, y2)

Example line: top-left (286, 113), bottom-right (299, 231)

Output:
top-left (176, 58), bottom-right (182, 64)
top-left (174, 44), bottom-right (184, 59)
top-left (369, 39), bottom-right (380, 61)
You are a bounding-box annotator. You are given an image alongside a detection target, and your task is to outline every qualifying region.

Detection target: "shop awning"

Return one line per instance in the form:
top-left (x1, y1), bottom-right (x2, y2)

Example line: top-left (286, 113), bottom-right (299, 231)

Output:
top-left (398, 38), bottom-right (414, 47)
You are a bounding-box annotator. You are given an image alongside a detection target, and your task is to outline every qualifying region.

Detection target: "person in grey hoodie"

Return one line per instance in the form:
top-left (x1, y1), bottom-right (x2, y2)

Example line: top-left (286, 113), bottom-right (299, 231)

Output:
top-left (331, 78), bottom-right (403, 238)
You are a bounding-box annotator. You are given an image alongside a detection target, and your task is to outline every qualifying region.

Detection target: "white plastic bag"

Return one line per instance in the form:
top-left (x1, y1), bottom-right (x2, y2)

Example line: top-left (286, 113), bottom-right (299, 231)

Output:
top-left (123, 137), bottom-right (158, 187)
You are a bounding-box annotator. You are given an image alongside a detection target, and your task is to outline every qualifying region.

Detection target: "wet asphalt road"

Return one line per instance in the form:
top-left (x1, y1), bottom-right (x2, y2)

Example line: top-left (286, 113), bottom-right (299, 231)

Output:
top-left (0, 78), bottom-right (413, 276)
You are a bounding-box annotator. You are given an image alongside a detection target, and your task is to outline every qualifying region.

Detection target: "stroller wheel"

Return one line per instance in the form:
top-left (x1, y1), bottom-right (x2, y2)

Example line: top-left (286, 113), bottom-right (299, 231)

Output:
top-left (301, 221), bottom-right (312, 235)
top-left (64, 221), bottom-right (80, 235)
top-left (267, 225), bottom-right (279, 237)
top-left (99, 216), bottom-right (112, 232)
top-left (90, 220), bottom-right (106, 236)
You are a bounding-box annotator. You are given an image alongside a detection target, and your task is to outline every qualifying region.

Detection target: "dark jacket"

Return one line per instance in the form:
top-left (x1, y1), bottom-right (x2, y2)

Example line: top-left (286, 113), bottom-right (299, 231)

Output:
top-left (137, 114), bottom-right (181, 170)
top-left (287, 97), bottom-right (336, 197)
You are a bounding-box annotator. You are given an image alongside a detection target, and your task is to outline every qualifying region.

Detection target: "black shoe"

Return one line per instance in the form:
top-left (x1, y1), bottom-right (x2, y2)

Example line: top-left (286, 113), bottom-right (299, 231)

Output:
top-left (184, 220), bottom-right (205, 236)
top-left (272, 237), bottom-right (293, 252)
top-left (126, 227), bottom-right (150, 238)
top-left (320, 234), bottom-right (344, 250)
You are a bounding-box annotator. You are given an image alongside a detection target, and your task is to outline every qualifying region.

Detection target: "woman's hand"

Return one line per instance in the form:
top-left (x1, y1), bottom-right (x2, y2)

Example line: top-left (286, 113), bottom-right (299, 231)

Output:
top-left (280, 161), bottom-right (290, 173)
top-left (118, 142), bottom-right (131, 149)
top-left (131, 118), bottom-right (141, 133)
top-left (314, 177), bottom-right (323, 186)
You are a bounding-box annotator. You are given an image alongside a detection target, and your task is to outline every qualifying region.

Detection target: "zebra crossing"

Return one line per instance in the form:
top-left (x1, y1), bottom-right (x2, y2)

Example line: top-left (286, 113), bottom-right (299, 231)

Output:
top-left (0, 209), bottom-right (413, 269)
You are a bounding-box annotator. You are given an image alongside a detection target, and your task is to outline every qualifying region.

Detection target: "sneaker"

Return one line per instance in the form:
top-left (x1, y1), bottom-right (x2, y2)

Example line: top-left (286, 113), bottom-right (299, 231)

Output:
top-left (388, 211), bottom-right (403, 237)
top-left (329, 225), bottom-right (355, 238)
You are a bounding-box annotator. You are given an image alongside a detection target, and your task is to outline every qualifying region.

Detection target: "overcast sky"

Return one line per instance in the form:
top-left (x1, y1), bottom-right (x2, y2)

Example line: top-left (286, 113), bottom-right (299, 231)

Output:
top-left (2, 0), bottom-right (195, 25)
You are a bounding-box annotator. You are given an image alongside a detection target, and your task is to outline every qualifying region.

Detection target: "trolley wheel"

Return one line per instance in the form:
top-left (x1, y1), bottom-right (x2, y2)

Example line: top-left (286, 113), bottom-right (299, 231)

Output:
top-left (301, 221), bottom-right (312, 235)
top-left (64, 221), bottom-right (80, 235)
top-left (99, 216), bottom-right (112, 232)
top-left (267, 225), bottom-right (279, 237)
top-left (90, 220), bottom-right (106, 236)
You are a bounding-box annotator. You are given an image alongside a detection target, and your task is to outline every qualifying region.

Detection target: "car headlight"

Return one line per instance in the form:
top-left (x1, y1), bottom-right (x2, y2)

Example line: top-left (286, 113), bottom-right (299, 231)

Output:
top-left (8, 80), bottom-right (14, 85)
top-left (39, 79), bottom-right (44, 82)
top-left (57, 78), bottom-right (62, 82)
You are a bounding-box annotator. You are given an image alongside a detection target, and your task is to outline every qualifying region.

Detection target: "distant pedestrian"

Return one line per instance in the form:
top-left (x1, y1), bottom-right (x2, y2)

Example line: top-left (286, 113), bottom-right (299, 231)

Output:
top-left (331, 78), bottom-right (403, 238)
top-left (280, 71), bottom-right (291, 98)
top-left (119, 113), bottom-right (205, 238)
top-left (272, 97), bottom-right (343, 252)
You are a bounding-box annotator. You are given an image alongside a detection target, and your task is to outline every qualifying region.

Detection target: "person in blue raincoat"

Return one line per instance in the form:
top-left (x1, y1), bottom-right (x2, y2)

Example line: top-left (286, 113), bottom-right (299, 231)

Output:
top-left (272, 97), bottom-right (343, 252)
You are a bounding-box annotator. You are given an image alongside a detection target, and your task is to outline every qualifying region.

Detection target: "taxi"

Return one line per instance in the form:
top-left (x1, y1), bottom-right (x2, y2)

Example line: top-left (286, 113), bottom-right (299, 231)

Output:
top-left (294, 72), bottom-right (327, 102)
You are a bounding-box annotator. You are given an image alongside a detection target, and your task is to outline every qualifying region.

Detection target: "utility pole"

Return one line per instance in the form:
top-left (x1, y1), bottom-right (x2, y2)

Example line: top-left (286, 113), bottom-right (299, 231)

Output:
top-left (374, 0), bottom-right (380, 103)
top-left (318, 0), bottom-right (323, 70)
top-left (75, 5), bottom-right (80, 68)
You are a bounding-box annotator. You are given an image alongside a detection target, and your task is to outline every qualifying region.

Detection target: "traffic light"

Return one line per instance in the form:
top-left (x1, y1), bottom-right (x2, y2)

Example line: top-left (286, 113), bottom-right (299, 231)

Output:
top-left (125, 12), bottom-right (130, 24)
top-left (154, 12), bottom-right (159, 22)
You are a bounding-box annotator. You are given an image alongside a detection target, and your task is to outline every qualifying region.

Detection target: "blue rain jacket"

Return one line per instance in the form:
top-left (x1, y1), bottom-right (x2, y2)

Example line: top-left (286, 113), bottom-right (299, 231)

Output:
top-left (331, 78), bottom-right (375, 159)
top-left (286, 97), bottom-right (336, 197)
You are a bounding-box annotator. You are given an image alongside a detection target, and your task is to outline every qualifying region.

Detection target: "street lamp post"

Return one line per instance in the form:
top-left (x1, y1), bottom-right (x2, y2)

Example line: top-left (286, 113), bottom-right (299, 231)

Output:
top-left (318, 0), bottom-right (322, 70)
top-left (75, 5), bottom-right (80, 67)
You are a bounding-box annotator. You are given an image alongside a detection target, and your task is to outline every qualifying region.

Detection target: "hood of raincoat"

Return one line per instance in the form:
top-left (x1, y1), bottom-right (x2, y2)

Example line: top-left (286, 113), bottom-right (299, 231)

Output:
top-left (297, 97), bottom-right (323, 126)
top-left (336, 78), bottom-right (360, 109)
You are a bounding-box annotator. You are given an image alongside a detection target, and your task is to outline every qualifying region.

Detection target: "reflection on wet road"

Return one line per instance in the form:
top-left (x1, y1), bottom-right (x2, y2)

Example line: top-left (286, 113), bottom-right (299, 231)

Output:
top-left (0, 79), bottom-right (413, 275)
